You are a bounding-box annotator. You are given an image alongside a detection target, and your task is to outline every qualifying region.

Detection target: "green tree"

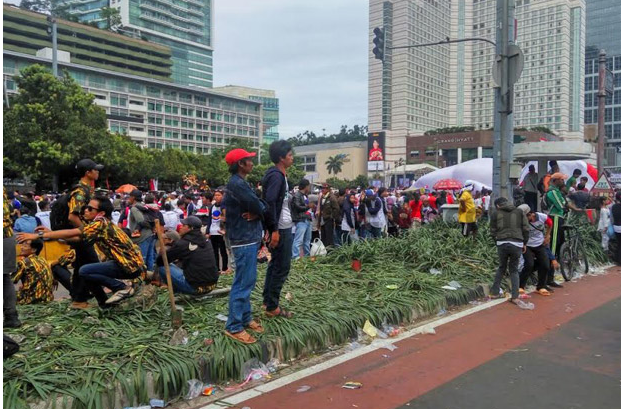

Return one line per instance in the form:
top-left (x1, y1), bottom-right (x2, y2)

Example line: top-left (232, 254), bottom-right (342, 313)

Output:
top-left (100, 7), bottom-right (122, 31)
top-left (325, 153), bottom-right (348, 175)
top-left (3, 65), bottom-right (111, 190)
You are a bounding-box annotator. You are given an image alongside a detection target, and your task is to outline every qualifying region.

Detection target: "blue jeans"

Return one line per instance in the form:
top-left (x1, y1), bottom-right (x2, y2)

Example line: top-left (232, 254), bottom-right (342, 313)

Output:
top-left (79, 261), bottom-right (138, 293)
top-left (226, 242), bottom-right (259, 333)
top-left (367, 226), bottom-right (382, 239)
top-left (158, 264), bottom-right (195, 294)
top-left (139, 235), bottom-right (156, 271)
top-left (292, 220), bottom-right (311, 259)
top-left (334, 227), bottom-right (343, 247)
top-left (263, 228), bottom-right (293, 311)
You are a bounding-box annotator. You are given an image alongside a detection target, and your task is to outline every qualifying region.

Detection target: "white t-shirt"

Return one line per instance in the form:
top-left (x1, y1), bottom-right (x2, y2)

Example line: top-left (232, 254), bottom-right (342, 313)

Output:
top-left (162, 210), bottom-right (180, 230)
top-left (342, 208), bottom-right (356, 231)
top-left (111, 211), bottom-right (121, 225)
top-left (527, 212), bottom-right (548, 247)
top-left (278, 179), bottom-right (293, 230)
top-left (35, 211), bottom-right (51, 230)
top-left (209, 204), bottom-right (223, 235)
top-left (483, 195), bottom-right (491, 211)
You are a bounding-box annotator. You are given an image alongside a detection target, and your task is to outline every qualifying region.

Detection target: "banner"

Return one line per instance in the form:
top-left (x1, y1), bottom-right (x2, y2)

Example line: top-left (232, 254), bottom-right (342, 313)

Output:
top-left (367, 131), bottom-right (385, 172)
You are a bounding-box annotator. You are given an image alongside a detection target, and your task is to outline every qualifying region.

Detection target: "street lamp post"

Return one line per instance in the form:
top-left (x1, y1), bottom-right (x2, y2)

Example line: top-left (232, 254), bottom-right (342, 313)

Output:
top-left (597, 49), bottom-right (607, 177)
top-left (47, 15), bottom-right (58, 77)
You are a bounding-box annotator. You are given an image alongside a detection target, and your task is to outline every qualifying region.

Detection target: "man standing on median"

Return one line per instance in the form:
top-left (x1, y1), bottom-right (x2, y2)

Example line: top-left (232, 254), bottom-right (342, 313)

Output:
top-left (223, 148), bottom-right (266, 344)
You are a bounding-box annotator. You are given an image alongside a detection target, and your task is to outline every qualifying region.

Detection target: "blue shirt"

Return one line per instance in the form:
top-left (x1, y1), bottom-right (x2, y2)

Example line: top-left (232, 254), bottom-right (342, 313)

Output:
top-left (224, 174), bottom-right (265, 246)
top-left (14, 215), bottom-right (38, 233)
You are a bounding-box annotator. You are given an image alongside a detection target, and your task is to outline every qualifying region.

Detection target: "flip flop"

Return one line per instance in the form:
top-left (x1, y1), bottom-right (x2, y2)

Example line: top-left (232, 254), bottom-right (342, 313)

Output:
top-left (519, 288), bottom-right (526, 294)
top-left (224, 330), bottom-right (256, 344)
top-left (537, 288), bottom-right (551, 296)
top-left (265, 306), bottom-right (293, 319)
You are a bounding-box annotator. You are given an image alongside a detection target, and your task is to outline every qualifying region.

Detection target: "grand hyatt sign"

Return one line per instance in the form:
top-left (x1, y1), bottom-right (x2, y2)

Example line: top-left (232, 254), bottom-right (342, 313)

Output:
top-left (436, 136), bottom-right (474, 144)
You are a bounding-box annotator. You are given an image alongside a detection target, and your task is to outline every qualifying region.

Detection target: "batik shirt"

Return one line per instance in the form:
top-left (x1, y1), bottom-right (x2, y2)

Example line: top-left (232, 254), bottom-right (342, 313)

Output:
top-left (80, 216), bottom-right (146, 275)
top-left (56, 249), bottom-right (76, 267)
top-left (68, 181), bottom-right (94, 222)
top-left (14, 254), bottom-right (54, 304)
top-left (4, 189), bottom-right (13, 238)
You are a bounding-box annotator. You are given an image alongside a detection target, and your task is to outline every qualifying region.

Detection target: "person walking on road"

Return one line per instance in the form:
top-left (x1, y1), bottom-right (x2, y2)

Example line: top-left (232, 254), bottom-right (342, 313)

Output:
top-left (490, 197), bottom-right (529, 305)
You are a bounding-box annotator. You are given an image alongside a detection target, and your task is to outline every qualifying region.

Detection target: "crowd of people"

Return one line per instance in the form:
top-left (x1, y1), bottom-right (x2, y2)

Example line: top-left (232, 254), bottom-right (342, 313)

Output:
top-left (3, 151), bottom-right (616, 343)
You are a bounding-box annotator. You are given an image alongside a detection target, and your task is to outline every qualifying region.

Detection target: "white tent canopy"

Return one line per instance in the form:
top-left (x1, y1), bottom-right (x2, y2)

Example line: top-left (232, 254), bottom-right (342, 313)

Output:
top-left (412, 158), bottom-right (493, 192)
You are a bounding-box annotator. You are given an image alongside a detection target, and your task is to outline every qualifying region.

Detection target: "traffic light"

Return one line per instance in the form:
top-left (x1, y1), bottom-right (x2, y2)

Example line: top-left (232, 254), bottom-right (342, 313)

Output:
top-left (372, 27), bottom-right (385, 62)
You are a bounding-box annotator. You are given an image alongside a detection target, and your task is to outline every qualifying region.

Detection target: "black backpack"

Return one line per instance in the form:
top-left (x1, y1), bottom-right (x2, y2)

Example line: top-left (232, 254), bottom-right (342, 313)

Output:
top-left (50, 185), bottom-right (90, 231)
top-left (137, 206), bottom-right (158, 231)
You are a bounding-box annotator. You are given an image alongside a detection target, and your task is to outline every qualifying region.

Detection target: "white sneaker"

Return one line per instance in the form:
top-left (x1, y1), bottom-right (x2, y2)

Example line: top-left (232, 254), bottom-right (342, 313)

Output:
top-left (105, 287), bottom-right (135, 304)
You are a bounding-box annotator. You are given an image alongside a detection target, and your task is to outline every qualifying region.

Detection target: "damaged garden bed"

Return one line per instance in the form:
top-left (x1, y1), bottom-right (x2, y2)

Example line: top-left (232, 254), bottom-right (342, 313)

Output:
top-left (3, 221), bottom-right (608, 409)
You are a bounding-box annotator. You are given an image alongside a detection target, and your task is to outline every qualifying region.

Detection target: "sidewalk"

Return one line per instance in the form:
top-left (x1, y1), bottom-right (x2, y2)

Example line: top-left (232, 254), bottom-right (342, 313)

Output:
top-left (203, 267), bottom-right (621, 409)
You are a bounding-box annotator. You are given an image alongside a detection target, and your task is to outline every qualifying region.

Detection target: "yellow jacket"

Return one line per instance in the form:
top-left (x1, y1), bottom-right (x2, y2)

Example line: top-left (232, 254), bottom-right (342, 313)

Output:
top-left (458, 190), bottom-right (476, 223)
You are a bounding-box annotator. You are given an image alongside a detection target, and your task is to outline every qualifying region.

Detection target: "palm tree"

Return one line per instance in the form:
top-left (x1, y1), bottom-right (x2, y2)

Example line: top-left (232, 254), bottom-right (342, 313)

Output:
top-left (325, 153), bottom-right (348, 175)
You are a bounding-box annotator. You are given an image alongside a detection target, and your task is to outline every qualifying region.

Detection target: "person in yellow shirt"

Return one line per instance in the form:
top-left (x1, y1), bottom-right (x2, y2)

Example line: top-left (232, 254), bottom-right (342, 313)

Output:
top-left (458, 181), bottom-right (478, 238)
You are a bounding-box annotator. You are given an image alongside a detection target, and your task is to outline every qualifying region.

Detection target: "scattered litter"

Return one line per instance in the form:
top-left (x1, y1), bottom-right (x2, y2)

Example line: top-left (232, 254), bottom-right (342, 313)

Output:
top-left (437, 308), bottom-right (447, 316)
top-left (342, 381), bottom-right (363, 389)
top-left (441, 286), bottom-right (457, 291)
top-left (185, 379), bottom-right (204, 400)
top-left (176, 306), bottom-right (184, 312)
top-left (565, 303), bottom-right (574, 313)
top-left (518, 294), bottom-right (532, 299)
top-left (92, 331), bottom-right (109, 339)
top-left (203, 338), bottom-right (214, 346)
top-left (594, 354), bottom-right (602, 357)
top-left (381, 323), bottom-right (402, 338)
top-left (285, 292), bottom-right (293, 301)
top-left (516, 300), bottom-right (535, 310)
top-left (34, 323), bottom-right (53, 337)
top-left (202, 386), bottom-right (215, 396)
top-left (380, 343), bottom-right (397, 352)
top-left (192, 331), bottom-right (199, 336)
top-left (149, 398), bottom-right (166, 407)
top-left (447, 280), bottom-right (462, 289)
top-left (515, 365), bottom-right (524, 371)
top-left (347, 341), bottom-right (362, 351)
top-left (169, 328), bottom-right (188, 346)
top-left (429, 268), bottom-right (442, 275)
top-left (124, 406), bottom-right (150, 409)
top-left (382, 354), bottom-right (390, 358)
top-left (421, 327), bottom-right (436, 335)
top-left (265, 358), bottom-right (280, 373)
top-left (11, 334), bottom-right (25, 343)
top-left (215, 314), bottom-right (228, 322)
top-left (469, 300), bottom-right (483, 306)
top-left (82, 316), bottom-right (99, 325)
top-left (242, 407), bottom-right (251, 409)
top-left (363, 320), bottom-right (379, 338)
top-left (576, 337), bottom-right (582, 340)
top-left (385, 284), bottom-right (398, 290)
top-left (296, 385), bottom-right (311, 393)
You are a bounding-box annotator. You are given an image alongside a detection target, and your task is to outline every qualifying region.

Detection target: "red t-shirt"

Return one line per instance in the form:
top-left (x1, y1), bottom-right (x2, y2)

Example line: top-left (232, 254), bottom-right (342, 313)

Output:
top-left (446, 195), bottom-right (455, 205)
top-left (428, 196), bottom-right (437, 209)
top-left (409, 200), bottom-right (422, 220)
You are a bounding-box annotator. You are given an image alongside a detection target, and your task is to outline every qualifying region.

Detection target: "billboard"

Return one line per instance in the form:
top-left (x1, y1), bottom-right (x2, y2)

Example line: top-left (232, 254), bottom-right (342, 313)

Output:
top-left (367, 131), bottom-right (385, 172)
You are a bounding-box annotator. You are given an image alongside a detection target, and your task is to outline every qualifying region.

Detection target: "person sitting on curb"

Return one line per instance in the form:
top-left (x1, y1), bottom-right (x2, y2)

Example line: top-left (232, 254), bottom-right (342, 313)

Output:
top-left (155, 216), bottom-right (219, 295)
top-left (17, 196), bottom-right (145, 307)
top-left (13, 238), bottom-right (54, 305)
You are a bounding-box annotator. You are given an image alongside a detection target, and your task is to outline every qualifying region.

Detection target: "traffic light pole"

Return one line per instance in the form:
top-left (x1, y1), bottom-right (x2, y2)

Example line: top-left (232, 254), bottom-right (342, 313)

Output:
top-left (492, 0), bottom-right (516, 201)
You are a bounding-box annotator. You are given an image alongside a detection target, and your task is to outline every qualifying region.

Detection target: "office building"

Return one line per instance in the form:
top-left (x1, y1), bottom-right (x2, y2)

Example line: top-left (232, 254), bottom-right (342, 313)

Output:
top-left (583, 0), bottom-right (621, 166)
top-left (294, 141), bottom-right (367, 184)
top-left (3, 5), bottom-right (173, 82)
top-left (369, 0), bottom-right (585, 166)
top-left (214, 86), bottom-right (280, 145)
top-left (53, 0), bottom-right (214, 88)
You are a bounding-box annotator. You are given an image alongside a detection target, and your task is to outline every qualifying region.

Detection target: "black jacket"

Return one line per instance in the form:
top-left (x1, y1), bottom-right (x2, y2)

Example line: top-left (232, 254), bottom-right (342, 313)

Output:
top-left (490, 202), bottom-right (529, 244)
top-left (341, 195), bottom-right (359, 230)
top-left (156, 229), bottom-right (218, 288)
top-left (261, 166), bottom-right (288, 233)
top-left (291, 190), bottom-right (310, 222)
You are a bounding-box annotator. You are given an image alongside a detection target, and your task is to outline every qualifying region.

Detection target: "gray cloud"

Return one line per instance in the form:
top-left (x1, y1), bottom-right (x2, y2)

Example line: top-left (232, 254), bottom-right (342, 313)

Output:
top-left (213, 0), bottom-right (369, 138)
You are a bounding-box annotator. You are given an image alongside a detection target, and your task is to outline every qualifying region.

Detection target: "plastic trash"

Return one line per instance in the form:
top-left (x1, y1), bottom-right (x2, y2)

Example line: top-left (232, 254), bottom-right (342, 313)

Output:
top-left (381, 343), bottom-right (397, 352)
top-left (242, 358), bottom-right (269, 381)
top-left (385, 284), bottom-right (398, 290)
top-left (516, 300), bottom-right (535, 310)
top-left (422, 327), bottom-right (436, 335)
top-left (342, 381), bottom-right (363, 389)
top-left (447, 280), bottom-right (462, 289)
top-left (347, 341), bottom-right (362, 351)
top-left (296, 385), bottom-right (311, 393)
top-left (149, 398), bottom-right (165, 407)
top-left (185, 379), bottom-right (204, 400)
top-left (437, 308), bottom-right (447, 316)
top-left (441, 285), bottom-right (457, 290)
top-left (265, 358), bottom-right (280, 373)
top-left (469, 300), bottom-right (483, 305)
top-left (215, 314), bottom-right (228, 322)
top-left (362, 320), bottom-right (378, 337)
top-left (518, 293), bottom-right (532, 299)
top-left (202, 386), bottom-right (215, 396)
top-left (429, 268), bottom-right (442, 275)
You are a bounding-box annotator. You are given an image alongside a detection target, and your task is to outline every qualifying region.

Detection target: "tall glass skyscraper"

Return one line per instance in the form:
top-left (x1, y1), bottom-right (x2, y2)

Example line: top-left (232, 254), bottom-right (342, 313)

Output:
top-left (53, 0), bottom-right (213, 88)
top-left (583, 0), bottom-right (621, 165)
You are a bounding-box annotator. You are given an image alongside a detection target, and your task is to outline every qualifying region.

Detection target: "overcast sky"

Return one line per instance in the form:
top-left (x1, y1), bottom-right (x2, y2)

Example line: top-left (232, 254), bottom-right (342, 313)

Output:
top-left (213, 0), bottom-right (369, 139)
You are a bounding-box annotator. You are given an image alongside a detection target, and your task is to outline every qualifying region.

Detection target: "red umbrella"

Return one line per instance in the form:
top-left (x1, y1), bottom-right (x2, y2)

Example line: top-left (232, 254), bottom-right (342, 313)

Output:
top-left (115, 184), bottom-right (138, 194)
top-left (433, 179), bottom-right (463, 191)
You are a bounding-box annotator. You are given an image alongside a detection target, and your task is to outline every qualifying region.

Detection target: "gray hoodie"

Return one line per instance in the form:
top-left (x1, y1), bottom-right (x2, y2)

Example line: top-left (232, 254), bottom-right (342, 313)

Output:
top-left (490, 201), bottom-right (529, 244)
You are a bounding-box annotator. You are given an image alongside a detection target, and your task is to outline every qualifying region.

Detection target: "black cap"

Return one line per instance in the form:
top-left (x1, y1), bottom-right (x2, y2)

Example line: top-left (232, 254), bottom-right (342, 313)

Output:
top-left (76, 159), bottom-right (104, 175)
top-left (180, 216), bottom-right (202, 229)
top-left (129, 189), bottom-right (143, 200)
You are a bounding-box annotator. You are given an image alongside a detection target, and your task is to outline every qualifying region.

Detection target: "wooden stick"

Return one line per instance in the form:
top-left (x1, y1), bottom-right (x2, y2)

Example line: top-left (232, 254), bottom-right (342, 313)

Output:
top-left (154, 220), bottom-right (180, 326)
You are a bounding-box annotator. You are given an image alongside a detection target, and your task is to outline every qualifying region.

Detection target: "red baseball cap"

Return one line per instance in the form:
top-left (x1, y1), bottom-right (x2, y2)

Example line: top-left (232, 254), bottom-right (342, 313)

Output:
top-left (225, 149), bottom-right (256, 166)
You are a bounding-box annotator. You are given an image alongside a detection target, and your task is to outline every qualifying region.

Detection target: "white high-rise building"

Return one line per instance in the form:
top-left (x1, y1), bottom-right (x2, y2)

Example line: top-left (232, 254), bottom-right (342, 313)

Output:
top-left (369, 0), bottom-right (586, 163)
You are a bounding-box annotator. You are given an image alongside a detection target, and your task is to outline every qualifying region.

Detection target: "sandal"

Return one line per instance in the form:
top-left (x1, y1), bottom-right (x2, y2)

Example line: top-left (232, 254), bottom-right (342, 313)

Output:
top-left (488, 293), bottom-right (502, 299)
top-left (519, 288), bottom-right (526, 294)
top-left (224, 330), bottom-right (256, 344)
top-left (265, 306), bottom-right (293, 319)
top-left (246, 320), bottom-right (264, 334)
top-left (537, 288), bottom-right (551, 296)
